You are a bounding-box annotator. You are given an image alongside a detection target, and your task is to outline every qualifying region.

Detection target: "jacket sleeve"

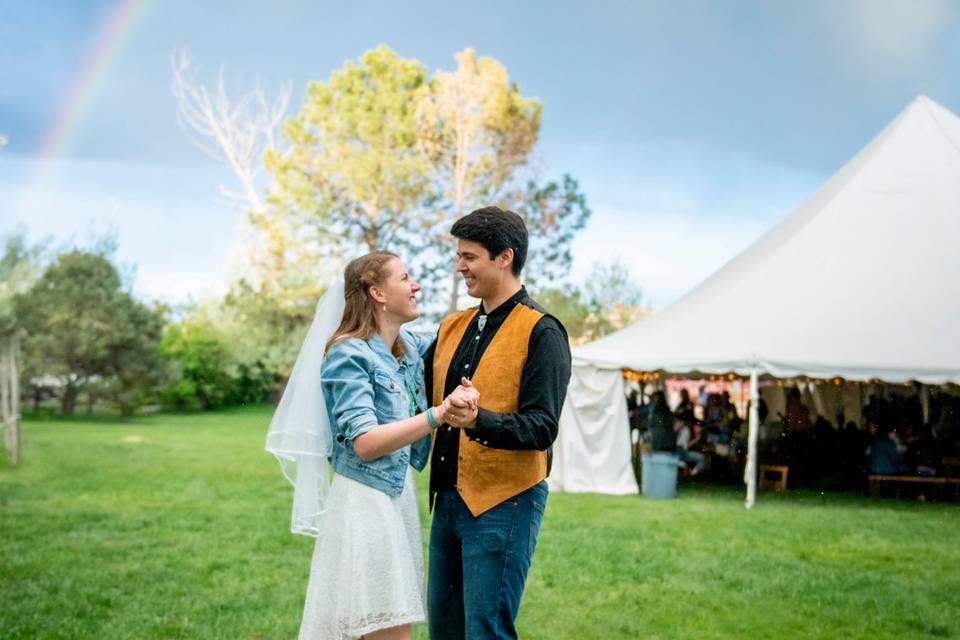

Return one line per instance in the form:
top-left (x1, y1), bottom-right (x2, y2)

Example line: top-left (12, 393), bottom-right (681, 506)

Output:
top-left (321, 341), bottom-right (378, 446)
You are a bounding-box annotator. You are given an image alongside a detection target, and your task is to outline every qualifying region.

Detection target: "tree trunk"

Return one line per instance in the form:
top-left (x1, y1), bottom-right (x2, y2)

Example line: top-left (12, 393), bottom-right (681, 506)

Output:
top-left (86, 391), bottom-right (97, 415)
top-left (61, 382), bottom-right (78, 416)
top-left (448, 268), bottom-right (461, 315)
top-left (1, 336), bottom-right (20, 466)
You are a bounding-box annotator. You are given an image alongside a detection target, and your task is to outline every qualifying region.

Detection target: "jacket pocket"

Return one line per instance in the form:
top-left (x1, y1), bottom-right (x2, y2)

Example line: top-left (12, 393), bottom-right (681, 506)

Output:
top-left (372, 369), bottom-right (403, 419)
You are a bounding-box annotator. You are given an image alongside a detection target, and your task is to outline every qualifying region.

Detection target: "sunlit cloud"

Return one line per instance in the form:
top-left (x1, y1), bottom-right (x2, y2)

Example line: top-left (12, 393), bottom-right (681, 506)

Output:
top-left (819, 0), bottom-right (959, 72)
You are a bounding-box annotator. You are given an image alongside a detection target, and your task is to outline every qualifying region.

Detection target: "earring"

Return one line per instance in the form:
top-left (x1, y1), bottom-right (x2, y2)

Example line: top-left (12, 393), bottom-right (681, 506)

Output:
top-left (382, 304), bottom-right (387, 311)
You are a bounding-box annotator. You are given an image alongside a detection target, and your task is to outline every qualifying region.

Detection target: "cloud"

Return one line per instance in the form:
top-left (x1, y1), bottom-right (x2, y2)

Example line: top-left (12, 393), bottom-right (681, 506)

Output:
top-left (561, 142), bottom-right (822, 310)
top-left (570, 206), bottom-right (770, 309)
top-left (0, 157), bottom-right (241, 305)
top-left (132, 266), bottom-right (227, 305)
top-left (820, 0), bottom-right (959, 71)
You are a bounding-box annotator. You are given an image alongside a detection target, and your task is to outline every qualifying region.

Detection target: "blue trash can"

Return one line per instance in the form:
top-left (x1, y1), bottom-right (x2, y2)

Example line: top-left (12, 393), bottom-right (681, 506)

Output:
top-left (641, 452), bottom-right (679, 499)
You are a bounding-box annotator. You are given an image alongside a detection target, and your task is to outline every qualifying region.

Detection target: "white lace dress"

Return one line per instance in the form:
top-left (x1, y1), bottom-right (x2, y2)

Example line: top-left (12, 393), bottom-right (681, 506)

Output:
top-left (298, 467), bottom-right (425, 640)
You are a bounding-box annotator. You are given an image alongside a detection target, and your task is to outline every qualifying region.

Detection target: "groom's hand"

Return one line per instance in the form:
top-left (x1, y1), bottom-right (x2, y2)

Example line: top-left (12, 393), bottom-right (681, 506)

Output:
top-left (445, 378), bottom-right (479, 428)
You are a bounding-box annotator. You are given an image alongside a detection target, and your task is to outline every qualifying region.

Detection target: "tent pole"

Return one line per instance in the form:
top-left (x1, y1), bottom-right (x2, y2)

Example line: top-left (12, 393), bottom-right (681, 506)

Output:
top-left (921, 384), bottom-right (929, 424)
top-left (745, 366), bottom-right (760, 509)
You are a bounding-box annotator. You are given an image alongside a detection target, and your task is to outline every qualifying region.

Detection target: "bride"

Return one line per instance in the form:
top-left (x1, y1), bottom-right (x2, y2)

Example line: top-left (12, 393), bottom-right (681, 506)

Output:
top-left (267, 251), bottom-right (477, 639)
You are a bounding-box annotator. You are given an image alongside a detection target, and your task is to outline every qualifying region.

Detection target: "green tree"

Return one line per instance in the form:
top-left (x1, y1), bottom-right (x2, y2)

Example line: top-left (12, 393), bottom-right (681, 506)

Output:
top-left (583, 257), bottom-right (644, 311)
top-left (261, 45), bottom-right (591, 319)
top-left (581, 257), bottom-right (647, 341)
top-left (535, 286), bottom-right (593, 343)
top-left (535, 258), bottom-right (647, 345)
top-left (15, 251), bottom-right (165, 416)
top-left (248, 45), bottom-right (431, 383)
top-left (516, 174), bottom-right (591, 289)
top-left (264, 44), bottom-right (430, 260)
top-left (160, 319), bottom-right (234, 410)
top-left (104, 298), bottom-right (166, 416)
top-left (414, 49), bottom-right (590, 312)
top-left (220, 277), bottom-right (320, 388)
top-left (0, 230), bottom-right (45, 463)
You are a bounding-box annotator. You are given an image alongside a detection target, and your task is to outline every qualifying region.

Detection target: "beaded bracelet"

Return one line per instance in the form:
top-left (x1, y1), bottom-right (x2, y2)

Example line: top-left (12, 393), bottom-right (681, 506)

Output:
top-left (425, 407), bottom-right (439, 429)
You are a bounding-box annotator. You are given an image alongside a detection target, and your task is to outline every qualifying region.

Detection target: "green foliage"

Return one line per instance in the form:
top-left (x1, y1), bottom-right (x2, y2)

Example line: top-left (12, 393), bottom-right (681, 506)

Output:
top-left (264, 44), bottom-right (430, 257)
top-left (0, 229), bottom-right (46, 338)
top-left (535, 258), bottom-right (646, 344)
top-left (3, 408), bottom-right (960, 639)
top-left (259, 45), bottom-right (592, 318)
top-left (583, 256), bottom-right (643, 311)
top-left (160, 320), bottom-right (234, 409)
top-left (219, 278), bottom-right (318, 384)
top-left (535, 286), bottom-right (593, 341)
top-left (413, 49), bottom-right (591, 313)
top-left (160, 312), bottom-right (274, 410)
top-left (517, 174), bottom-right (592, 289)
top-left (14, 250), bottom-right (165, 415)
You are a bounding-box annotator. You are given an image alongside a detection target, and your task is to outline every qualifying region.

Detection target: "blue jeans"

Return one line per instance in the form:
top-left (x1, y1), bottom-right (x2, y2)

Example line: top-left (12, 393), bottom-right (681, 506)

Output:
top-left (427, 481), bottom-right (548, 640)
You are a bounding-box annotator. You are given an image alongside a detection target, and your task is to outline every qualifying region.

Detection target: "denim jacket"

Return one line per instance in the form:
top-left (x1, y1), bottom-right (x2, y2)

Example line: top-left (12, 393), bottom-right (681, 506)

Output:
top-left (321, 328), bottom-right (433, 497)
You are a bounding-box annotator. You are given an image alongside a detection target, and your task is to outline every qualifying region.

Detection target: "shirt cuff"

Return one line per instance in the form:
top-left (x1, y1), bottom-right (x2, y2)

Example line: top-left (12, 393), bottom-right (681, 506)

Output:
top-left (473, 407), bottom-right (502, 436)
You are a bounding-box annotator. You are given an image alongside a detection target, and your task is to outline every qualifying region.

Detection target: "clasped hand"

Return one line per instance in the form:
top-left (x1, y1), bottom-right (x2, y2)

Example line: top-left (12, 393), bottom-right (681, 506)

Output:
top-left (438, 377), bottom-right (480, 429)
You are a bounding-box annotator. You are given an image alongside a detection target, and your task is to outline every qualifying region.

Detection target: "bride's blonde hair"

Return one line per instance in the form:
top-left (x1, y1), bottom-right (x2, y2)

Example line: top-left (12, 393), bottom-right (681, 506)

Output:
top-left (325, 251), bottom-right (402, 356)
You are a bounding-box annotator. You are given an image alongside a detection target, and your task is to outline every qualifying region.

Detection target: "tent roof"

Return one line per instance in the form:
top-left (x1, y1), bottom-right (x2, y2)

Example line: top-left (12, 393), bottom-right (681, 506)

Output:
top-left (574, 96), bottom-right (960, 384)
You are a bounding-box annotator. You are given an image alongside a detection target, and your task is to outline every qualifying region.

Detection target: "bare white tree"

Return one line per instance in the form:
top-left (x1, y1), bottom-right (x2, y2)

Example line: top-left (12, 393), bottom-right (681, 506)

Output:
top-left (0, 336), bottom-right (19, 466)
top-left (169, 47), bottom-right (290, 213)
top-left (0, 141), bottom-right (21, 466)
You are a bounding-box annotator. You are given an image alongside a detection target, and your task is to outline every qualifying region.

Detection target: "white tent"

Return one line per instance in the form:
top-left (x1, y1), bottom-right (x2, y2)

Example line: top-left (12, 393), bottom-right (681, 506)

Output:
top-left (550, 96), bottom-right (960, 503)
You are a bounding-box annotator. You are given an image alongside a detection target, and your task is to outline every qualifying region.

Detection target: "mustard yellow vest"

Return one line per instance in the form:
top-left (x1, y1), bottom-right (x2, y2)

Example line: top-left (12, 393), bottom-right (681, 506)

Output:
top-left (432, 303), bottom-right (549, 516)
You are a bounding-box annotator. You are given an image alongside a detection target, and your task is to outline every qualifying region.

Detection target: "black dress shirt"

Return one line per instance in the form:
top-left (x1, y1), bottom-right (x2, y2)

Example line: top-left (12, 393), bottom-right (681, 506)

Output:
top-left (425, 286), bottom-right (572, 504)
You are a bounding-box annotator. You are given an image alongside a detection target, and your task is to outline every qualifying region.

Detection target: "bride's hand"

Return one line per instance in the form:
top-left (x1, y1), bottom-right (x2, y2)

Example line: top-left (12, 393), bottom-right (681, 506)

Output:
top-left (445, 379), bottom-right (479, 428)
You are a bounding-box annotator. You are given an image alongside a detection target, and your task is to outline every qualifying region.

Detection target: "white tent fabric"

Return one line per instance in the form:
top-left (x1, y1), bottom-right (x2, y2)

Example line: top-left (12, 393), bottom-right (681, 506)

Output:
top-left (575, 96), bottom-right (960, 383)
top-left (554, 96), bottom-right (960, 497)
top-left (549, 366), bottom-right (639, 494)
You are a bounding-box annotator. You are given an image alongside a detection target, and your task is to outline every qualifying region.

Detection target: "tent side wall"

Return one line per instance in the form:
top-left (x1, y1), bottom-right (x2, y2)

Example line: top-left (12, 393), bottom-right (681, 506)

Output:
top-left (551, 365), bottom-right (639, 495)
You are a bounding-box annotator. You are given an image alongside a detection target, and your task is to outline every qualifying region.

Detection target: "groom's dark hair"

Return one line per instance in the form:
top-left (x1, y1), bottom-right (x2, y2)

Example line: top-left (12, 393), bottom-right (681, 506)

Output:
top-left (450, 205), bottom-right (528, 276)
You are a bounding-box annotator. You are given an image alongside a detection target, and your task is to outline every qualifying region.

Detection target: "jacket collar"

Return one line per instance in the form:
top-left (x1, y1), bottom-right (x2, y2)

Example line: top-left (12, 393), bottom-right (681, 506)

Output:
top-left (367, 331), bottom-right (418, 369)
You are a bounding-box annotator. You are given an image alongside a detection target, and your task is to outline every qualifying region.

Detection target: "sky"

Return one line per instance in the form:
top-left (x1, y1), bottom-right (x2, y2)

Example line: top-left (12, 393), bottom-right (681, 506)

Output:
top-left (1, 0), bottom-right (958, 308)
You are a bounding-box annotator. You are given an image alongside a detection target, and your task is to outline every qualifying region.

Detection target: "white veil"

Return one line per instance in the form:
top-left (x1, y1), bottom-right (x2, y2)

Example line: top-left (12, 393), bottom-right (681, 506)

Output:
top-left (265, 280), bottom-right (345, 536)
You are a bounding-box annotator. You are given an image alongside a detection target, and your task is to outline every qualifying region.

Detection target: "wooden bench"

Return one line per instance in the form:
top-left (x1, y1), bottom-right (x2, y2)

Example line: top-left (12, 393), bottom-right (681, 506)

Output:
top-left (867, 475), bottom-right (960, 499)
top-left (759, 464), bottom-right (789, 491)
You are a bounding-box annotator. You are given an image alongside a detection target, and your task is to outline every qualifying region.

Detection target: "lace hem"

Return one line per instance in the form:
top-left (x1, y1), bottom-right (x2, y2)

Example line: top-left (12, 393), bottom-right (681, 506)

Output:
top-left (337, 610), bottom-right (425, 638)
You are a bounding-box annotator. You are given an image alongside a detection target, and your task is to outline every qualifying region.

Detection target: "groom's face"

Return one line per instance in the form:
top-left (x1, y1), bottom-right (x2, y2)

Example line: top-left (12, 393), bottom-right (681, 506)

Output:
top-left (456, 239), bottom-right (499, 299)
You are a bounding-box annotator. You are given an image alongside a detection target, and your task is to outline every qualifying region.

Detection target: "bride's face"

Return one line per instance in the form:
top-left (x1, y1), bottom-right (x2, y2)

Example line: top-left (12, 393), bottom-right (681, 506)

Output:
top-left (377, 257), bottom-right (421, 322)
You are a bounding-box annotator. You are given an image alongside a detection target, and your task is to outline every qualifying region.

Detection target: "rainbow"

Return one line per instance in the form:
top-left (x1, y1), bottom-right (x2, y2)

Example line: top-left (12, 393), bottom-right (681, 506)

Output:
top-left (37, 0), bottom-right (152, 162)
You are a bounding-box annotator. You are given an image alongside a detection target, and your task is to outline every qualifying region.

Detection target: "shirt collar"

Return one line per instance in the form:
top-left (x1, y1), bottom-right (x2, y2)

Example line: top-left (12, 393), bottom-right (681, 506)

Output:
top-left (479, 285), bottom-right (527, 319)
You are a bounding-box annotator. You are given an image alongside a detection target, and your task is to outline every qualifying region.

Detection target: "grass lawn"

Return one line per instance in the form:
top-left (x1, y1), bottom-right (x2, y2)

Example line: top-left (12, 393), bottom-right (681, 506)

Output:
top-left (2, 405), bottom-right (959, 639)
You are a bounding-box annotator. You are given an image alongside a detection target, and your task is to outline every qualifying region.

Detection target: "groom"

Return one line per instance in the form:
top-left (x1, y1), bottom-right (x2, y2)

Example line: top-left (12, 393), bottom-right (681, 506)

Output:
top-left (425, 206), bottom-right (571, 639)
